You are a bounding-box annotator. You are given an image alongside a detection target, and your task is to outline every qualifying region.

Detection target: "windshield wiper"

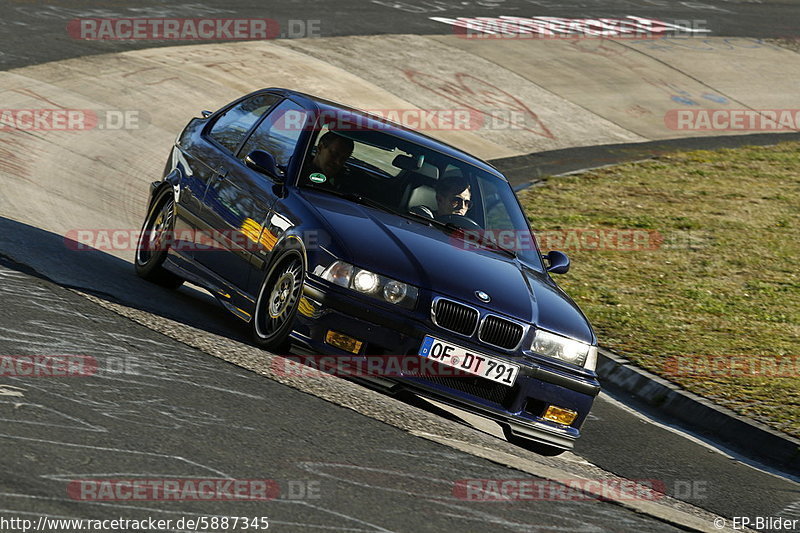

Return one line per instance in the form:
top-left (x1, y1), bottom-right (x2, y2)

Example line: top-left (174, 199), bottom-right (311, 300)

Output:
top-left (403, 210), bottom-right (461, 233)
top-left (403, 211), bottom-right (517, 258)
top-left (478, 232), bottom-right (517, 259)
top-left (312, 188), bottom-right (401, 217)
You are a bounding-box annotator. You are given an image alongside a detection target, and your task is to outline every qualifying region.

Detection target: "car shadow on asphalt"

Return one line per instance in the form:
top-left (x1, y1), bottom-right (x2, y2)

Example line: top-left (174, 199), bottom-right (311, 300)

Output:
top-left (0, 216), bottom-right (250, 343)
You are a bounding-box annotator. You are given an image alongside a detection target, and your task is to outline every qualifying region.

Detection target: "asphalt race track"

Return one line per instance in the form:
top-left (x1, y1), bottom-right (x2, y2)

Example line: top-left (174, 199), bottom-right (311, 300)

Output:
top-left (0, 255), bottom-right (693, 532)
top-left (1, 1), bottom-right (799, 532)
top-left (0, 0), bottom-right (799, 70)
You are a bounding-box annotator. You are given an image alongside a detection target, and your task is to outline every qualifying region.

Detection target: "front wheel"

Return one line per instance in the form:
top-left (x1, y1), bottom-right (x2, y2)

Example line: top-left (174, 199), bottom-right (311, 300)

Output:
top-left (252, 252), bottom-right (304, 352)
top-left (135, 190), bottom-right (184, 289)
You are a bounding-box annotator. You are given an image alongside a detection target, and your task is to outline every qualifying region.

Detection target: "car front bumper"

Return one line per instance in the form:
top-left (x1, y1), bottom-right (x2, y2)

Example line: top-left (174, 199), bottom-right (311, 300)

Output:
top-left (289, 277), bottom-right (601, 450)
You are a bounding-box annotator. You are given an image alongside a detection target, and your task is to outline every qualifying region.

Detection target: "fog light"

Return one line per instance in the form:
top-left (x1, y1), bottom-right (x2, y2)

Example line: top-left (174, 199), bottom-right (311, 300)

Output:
top-left (543, 406), bottom-right (578, 426)
top-left (325, 330), bottom-right (363, 354)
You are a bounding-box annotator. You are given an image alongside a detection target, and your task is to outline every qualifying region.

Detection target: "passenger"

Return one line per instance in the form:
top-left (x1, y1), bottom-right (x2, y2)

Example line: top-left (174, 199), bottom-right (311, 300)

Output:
top-left (412, 175), bottom-right (472, 219)
top-left (435, 175), bottom-right (472, 217)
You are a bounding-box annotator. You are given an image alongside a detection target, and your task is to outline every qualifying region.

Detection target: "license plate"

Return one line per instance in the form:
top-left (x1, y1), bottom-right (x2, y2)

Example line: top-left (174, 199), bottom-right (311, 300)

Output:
top-left (418, 335), bottom-right (519, 387)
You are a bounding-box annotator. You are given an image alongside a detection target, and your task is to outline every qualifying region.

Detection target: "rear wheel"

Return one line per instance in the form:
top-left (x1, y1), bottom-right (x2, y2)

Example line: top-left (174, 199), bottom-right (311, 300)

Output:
top-left (252, 252), bottom-right (304, 352)
top-left (135, 190), bottom-right (184, 289)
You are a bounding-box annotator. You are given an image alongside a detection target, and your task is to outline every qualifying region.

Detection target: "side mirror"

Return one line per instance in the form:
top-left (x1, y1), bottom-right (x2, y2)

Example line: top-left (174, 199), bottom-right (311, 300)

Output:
top-left (201, 110), bottom-right (213, 118)
top-left (544, 250), bottom-right (570, 274)
top-left (245, 150), bottom-right (284, 183)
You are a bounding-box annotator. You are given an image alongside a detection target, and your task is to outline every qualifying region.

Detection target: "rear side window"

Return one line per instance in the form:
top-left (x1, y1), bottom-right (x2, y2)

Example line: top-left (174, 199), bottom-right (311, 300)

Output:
top-left (209, 93), bottom-right (279, 153)
top-left (239, 99), bottom-right (309, 167)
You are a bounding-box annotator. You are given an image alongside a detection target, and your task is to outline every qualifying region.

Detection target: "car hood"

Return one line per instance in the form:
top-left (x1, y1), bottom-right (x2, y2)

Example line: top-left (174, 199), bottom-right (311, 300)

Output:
top-left (301, 190), bottom-right (594, 344)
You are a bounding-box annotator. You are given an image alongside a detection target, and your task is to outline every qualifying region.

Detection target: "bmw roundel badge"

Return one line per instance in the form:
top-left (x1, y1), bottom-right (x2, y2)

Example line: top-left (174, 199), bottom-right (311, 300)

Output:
top-left (475, 290), bottom-right (491, 303)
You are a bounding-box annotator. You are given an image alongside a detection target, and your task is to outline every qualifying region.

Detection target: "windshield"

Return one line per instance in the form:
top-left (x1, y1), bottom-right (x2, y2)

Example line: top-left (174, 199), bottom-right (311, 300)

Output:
top-left (299, 123), bottom-right (542, 266)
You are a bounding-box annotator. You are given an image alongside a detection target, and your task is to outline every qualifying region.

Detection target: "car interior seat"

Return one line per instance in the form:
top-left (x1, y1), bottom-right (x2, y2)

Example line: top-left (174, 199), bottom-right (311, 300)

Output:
top-left (393, 155), bottom-right (440, 215)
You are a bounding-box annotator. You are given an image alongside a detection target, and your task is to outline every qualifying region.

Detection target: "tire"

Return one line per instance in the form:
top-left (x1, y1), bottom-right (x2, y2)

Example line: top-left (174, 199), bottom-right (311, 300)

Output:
top-left (135, 190), bottom-right (184, 289)
top-left (252, 251), bottom-right (304, 352)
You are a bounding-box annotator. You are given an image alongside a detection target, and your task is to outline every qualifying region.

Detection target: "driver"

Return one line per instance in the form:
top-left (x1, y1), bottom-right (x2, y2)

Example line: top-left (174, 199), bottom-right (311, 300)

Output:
top-left (435, 175), bottom-right (471, 218)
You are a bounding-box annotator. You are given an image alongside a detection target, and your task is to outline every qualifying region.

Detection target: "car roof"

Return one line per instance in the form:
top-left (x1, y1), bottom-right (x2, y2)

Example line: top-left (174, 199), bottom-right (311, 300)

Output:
top-left (260, 88), bottom-right (507, 180)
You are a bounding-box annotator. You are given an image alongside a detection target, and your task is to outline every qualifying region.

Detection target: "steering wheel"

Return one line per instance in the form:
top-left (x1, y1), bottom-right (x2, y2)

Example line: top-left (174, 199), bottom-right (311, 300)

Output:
top-left (436, 213), bottom-right (482, 230)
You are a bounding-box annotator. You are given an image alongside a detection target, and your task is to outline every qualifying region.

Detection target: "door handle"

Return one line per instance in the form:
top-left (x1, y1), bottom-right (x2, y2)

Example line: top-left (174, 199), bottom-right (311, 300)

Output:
top-left (214, 167), bottom-right (228, 180)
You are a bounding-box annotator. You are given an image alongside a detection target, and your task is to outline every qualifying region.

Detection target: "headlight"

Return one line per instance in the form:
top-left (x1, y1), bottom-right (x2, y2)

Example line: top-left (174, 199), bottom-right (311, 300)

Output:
top-left (353, 270), bottom-right (379, 293)
top-left (324, 261), bottom-right (353, 287)
top-left (383, 280), bottom-right (407, 304)
top-left (322, 261), bottom-right (418, 309)
top-left (530, 329), bottom-right (597, 370)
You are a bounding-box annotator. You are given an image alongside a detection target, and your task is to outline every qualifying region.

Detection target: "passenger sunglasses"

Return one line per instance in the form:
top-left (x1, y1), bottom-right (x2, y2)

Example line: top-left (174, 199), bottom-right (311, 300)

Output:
top-left (450, 196), bottom-right (472, 209)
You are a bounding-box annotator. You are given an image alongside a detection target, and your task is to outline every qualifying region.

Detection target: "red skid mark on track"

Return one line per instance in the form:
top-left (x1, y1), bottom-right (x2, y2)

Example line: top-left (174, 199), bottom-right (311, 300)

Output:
top-left (12, 88), bottom-right (66, 109)
top-left (0, 135), bottom-right (32, 179)
top-left (203, 60), bottom-right (253, 75)
top-left (144, 77), bottom-right (180, 86)
top-left (121, 67), bottom-right (160, 78)
top-left (121, 67), bottom-right (180, 86)
top-left (404, 70), bottom-right (555, 139)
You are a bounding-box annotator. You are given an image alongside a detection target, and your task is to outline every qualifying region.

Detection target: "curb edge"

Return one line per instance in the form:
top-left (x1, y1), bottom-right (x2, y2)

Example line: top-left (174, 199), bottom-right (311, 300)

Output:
top-left (596, 347), bottom-right (800, 476)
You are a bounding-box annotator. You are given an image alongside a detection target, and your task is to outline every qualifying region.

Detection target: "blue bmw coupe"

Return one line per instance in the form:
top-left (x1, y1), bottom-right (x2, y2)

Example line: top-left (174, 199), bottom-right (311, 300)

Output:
top-left (136, 88), bottom-right (600, 454)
